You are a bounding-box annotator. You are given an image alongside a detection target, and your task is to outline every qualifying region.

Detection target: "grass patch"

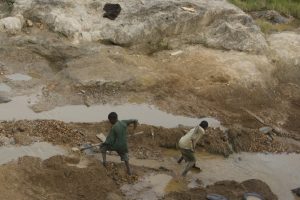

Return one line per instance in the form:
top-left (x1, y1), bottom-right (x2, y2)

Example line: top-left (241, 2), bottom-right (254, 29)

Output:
top-left (228, 0), bottom-right (300, 18)
top-left (256, 18), bottom-right (300, 34)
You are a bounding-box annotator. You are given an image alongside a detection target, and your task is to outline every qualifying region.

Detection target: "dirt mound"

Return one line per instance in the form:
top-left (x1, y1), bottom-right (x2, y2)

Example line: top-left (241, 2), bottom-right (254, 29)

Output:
top-left (228, 125), bottom-right (288, 153)
top-left (165, 179), bottom-right (277, 200)
top-left (105, 162), bottom-right (139, 185)
top-left (200, 128), bottom-right (232, 157)
top-left (0, 120), bottom-right (293, 156)
top-left (0, 156), bottom-right (123, 200)
top-left (0, 120), bottom-right (87, 145)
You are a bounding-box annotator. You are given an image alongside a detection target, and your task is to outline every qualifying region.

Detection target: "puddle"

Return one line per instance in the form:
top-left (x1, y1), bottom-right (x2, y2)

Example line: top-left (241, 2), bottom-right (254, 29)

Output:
top-left (105, 150), bottom-right (300, 200)
top-left (0, 95), bottom-right (225, 129)
top-left (195, 152), bottom-right (300, 200)
top-left (0, 142), bottom-right (66, 165)
top-left (5, 73), bottom-right (32, 81)
top-left (121, 174), bottom-right (173, 200)
top-left (0, 83), bottom-right (11, 92)
top-left (134, 150), bottom-right (300, 200)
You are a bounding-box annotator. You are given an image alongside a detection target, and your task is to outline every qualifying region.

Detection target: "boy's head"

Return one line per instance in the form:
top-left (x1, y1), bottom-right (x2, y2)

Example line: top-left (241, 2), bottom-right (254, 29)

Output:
top-left (199, 120), bottom-right (208, 130)
top-left (108, 112), bottom-right (118, 124)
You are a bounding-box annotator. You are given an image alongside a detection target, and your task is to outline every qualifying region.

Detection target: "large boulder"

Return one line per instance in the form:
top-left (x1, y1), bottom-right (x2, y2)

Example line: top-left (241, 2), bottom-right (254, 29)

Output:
top-left (0, 95), bottom-right (11, 103)
top-left (0, 15), bottom-right (24, 34)
top-left (268, 32), bottom-right (300, 84)
top-left (268, 32), bottom-right (300, 67)
top-left (11, 0), bottom-right (266, 53)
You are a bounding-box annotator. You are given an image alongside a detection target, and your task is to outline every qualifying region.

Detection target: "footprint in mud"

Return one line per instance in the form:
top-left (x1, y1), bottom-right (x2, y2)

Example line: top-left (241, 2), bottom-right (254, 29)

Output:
top-left (121, 173), bottom-right (188, 200)
top-left (105, 162), bottom-right (139, 185)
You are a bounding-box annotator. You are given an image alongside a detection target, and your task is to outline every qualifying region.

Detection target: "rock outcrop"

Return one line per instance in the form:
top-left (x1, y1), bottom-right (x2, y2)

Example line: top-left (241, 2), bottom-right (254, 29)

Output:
top-left (0, 15), bottom-right (24, 34)
top-left (0, 0), bottom-right (267, 52)
top-left (268, 32), bottom-right (300, 67)
top-left (268, 32), bottom-right (300, 84)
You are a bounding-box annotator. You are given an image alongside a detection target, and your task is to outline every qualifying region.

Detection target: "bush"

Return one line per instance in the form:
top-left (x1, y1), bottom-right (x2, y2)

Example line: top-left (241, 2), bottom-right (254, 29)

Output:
top-left (229, 0), bottom-right (300, 18)
top-left (255, 18), bottom-right (300, 34)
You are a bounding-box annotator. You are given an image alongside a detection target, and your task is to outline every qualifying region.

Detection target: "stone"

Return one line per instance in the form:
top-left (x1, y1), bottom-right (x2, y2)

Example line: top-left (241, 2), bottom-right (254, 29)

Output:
top-left (0, 15), bottom-right (24, 34)
top-left (9, 0), bottom-right (267, 53)
top-left (26, 19), bottom-right (33, 27)
top-left (0, 136), bottom-right (15, 146)
top-left (53, 15), bottom-right (82, 38)
top-left (268, 32), bottom-right (300, 67)
top-left (292, 188), bottom-right (300, 197)
top-left (268, 32), bottom-right (300, 84)
top-left (0, 95), bottom-right (11, 103)
top-left (207, 194), bottom-right (228, 200)
top-left (103, 3), bottom-right (121, 20)
top-left (250, 10), bottom-right (291, 24)
top-left (14, 133), bottom-right (34, 145)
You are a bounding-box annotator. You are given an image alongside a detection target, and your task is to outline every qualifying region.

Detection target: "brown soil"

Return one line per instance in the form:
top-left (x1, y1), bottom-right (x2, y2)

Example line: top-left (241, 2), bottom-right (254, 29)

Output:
top-left (164, 179), bottom-right (278, 200)
top-left (0, 156), bottom-right (123, 200)
top-left (0, 120), bottom-right (87, 146)
top-left (0, 155), bottom-right (279, 200)
top-left (228, 125), bottom-right (289, 153)
top-left (1, 120), bottom-right (298, 157)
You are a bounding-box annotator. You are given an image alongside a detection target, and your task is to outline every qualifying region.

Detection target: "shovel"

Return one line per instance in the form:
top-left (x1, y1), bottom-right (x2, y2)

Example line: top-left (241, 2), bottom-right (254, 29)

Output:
top-left (80, 143), bottom-right (102, 151)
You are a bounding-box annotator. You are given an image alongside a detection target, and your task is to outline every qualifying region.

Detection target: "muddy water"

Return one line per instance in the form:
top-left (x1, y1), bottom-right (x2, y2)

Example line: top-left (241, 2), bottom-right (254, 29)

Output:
top-left (0, 142), bottom-right (66, 165)
top-left (0, 95), bottom-right (225, 128)
top-left (168, 151), bottom-right (300, 200)
top-left (104, 151), bottom-right (300, 200)
top-left (195, 152), bottom-right (300, 200)
top-left (122, 174), bottom-right (173, 200)
top-left (5, 73), bottom-right (32, 81)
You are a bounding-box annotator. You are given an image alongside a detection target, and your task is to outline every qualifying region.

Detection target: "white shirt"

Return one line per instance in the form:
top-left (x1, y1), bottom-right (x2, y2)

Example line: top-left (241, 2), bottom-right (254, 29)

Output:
top-left (178, 126), bottom-right (205, 150)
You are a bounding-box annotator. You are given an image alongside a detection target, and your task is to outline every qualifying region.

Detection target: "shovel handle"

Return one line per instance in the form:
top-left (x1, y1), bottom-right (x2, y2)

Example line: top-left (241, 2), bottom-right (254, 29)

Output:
top-left (80, 143), bottom-right (102, 151)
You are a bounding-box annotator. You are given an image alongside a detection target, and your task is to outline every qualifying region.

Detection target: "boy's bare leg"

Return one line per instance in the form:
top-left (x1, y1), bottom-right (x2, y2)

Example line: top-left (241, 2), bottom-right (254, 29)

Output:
top-left (182, 161), bottom-right (195, 176)
top-left (125, 161), bottom-right (132, 175)
top-left (177, 156), bottom-right (184, 164)
top-left (101, 151), bottom-right (107, 167)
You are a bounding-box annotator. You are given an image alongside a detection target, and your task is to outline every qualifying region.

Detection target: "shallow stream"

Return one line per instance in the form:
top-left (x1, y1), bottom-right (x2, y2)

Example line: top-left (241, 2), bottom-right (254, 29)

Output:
top-left (0, 95), bottom-right (224, 129)
top-left (0, 142), bottom-right (66, 165)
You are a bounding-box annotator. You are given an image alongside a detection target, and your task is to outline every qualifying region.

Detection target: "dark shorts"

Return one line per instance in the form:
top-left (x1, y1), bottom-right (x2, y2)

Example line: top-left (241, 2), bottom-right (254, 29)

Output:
top-left (180, 148), bottom-right (196, 162)
top-left (100, 144), bottom-right (129, 162)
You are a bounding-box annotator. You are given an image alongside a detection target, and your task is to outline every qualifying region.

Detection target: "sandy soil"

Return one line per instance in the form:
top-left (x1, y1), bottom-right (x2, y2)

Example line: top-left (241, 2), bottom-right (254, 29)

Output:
top-left (1, 33), bottom-right (299, 137)
top-left (1, 120), bottom-right (299, 157)
top-left (0, 155), bottom-right (279, 200)
top-left (0, 4), bottom-right (299, 199)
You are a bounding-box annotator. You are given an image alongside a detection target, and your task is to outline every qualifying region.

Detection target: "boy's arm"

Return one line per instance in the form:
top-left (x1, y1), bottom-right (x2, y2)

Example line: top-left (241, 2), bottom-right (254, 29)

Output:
top-left (191, 139), bottom-right (195, 152)
top-left (123, 119), bottom-right (138, 129)
top-left (191, 126), bottom-right (200, 151)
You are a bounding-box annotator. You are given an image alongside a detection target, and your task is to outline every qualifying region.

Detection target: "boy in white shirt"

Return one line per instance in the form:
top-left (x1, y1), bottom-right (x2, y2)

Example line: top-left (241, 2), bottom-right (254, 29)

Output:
top-left (178, 121), bottom-right (208, 176)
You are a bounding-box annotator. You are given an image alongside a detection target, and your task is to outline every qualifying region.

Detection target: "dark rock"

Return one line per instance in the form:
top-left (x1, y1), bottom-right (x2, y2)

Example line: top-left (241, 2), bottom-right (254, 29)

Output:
top-left (243, 192), bottom-right (264, 200)
top-left (207, 194), bottom-right (228, 200)
top-left (103, 4), bottom-right (121, 20)
top-left (292, 188), bottom-right (300, 196)
top-left (0, 95), bottom-right (11, 103)
top-left (250, 10), bottom-right (291, 24)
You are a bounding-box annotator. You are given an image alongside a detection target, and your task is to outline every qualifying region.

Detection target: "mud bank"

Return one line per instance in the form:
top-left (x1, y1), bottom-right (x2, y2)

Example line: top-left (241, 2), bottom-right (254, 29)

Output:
top-left (0, 0), bottom-right (299, 199)
top-left (0, 154), bottom-right (279, 200)
top-left (0, 156), bottom-right (124, 200)
top-left (1, 119), bottom-right (299, 156)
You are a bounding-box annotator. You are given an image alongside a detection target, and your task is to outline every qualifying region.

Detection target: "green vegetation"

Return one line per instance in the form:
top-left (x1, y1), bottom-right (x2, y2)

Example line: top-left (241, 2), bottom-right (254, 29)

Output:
top-left (255, 18), bottom-right (300, 33)
top-left (228, 0), bottom-right (300, 18)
